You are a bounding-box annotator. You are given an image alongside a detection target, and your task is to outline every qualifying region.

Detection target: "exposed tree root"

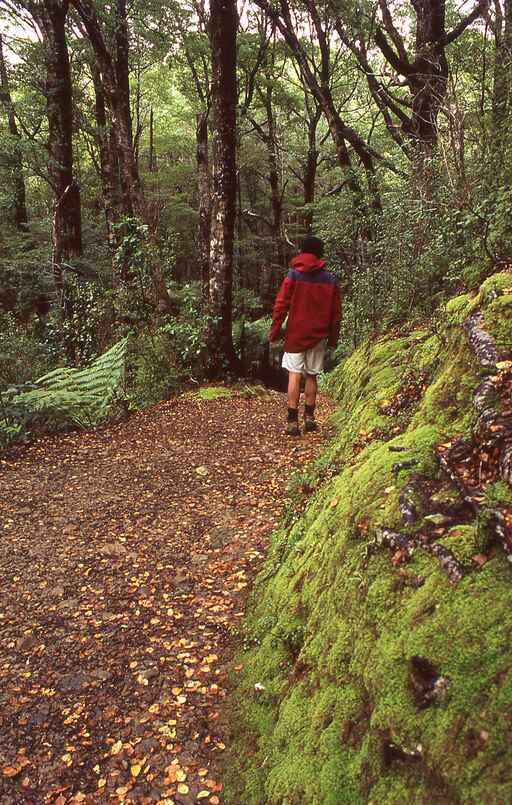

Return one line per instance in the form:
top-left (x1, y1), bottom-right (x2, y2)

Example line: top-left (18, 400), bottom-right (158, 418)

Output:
top-left (371, 524), bottom-right (466, 585)
top-left (434, 308), bottom-right (512, 561)
top-left (463, 311), bottom-right (500, 371)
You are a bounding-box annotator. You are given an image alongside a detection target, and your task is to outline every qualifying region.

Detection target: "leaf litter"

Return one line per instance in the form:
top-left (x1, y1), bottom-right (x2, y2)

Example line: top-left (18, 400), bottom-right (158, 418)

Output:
top-left (0, 389), bottom-right (333, 803)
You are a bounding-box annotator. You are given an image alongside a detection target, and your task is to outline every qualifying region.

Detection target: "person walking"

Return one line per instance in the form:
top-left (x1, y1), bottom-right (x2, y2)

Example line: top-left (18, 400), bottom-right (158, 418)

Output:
top-left (269, 236), bottom-right (342, 435)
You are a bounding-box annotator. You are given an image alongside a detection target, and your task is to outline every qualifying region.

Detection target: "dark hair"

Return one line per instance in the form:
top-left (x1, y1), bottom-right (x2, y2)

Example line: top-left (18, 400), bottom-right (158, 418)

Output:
top-left (300, 235), bottom-right (324, 258)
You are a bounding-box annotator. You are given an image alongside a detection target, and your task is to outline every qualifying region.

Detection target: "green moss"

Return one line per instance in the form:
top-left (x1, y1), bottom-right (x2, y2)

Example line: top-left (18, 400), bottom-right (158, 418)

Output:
top-left (194, 385), bottom-right (232, 400)
top-left (483, 294), bottom-right (512, 352)
top-left (485, 480), bottom-right (512, 507)
top-left (463, 261), bottom-right (494, 290)
top-left (444, 292), bottom-right (474, 324)
top-left (437, 524), bottom-right (484, 564)
top-left (476, 272), bottom-right (512, 303)
top-left (225, 271), bottom-right (512, 805)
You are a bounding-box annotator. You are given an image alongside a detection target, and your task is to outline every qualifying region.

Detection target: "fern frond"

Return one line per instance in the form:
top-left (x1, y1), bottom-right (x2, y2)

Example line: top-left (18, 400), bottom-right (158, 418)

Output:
top-left (3, 338), bottom-right (129, 439)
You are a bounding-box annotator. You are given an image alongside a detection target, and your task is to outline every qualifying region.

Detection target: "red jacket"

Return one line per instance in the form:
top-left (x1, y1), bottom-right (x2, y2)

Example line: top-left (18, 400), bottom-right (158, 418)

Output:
top-left (269, 253), bottom-right (342, 352)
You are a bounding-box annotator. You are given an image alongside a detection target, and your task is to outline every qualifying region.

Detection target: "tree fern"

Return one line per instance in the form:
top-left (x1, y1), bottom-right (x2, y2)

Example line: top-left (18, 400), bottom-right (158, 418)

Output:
top-left (0, 338), bottom-right (129, 443)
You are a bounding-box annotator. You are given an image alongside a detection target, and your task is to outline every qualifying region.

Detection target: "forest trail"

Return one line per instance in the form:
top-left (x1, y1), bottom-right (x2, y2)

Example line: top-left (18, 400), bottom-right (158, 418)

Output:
top-left (0, 388), bottom-right (334, 805)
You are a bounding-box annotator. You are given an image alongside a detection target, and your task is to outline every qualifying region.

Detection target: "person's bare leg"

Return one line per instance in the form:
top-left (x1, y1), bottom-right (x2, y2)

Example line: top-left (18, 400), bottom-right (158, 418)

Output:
top-left (287, 372), bottom-right (302, 410)
top-left (304, 373), bottom-right (318, 431)
top-left (286, 372), bottom-right (302, 435)
top-left (305, 373), bottom-right (318, 407)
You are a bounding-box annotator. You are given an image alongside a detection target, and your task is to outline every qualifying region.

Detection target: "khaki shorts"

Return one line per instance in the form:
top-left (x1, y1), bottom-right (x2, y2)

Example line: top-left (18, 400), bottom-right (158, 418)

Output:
top-left (282, 340), bottom-right (327, 375)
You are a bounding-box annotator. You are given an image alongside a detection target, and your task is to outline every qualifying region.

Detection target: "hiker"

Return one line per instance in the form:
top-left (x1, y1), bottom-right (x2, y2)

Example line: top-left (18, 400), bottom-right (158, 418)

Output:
top-left (269, 236), bottom-right (342, 435)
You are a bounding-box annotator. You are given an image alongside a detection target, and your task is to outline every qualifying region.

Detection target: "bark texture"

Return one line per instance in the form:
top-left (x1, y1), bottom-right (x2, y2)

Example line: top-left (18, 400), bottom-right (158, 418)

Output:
top-left (71, 0), bottom-right (142, 217)
top-left (196, 111), bottom-right (211, 304)
top-left (207, 0), bottom-right (238, 370)
top-left (35, 0), bottom-right (82, 277)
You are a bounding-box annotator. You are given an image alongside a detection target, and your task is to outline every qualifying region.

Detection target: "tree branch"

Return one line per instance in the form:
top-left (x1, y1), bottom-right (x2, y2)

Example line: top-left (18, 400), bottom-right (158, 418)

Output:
top-left (442, 0), bottom-right (490, 47)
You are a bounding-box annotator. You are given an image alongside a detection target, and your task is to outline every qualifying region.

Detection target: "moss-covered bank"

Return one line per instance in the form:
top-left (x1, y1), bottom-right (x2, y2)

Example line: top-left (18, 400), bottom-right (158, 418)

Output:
top-left (225, 273), bottom-right (512, 804)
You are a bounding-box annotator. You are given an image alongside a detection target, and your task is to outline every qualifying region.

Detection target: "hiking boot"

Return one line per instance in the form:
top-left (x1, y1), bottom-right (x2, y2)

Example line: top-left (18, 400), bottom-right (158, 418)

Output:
top-left (304, 415), bottom-right (317, 433)
top-left (286, 420), bottom-right (301, 436)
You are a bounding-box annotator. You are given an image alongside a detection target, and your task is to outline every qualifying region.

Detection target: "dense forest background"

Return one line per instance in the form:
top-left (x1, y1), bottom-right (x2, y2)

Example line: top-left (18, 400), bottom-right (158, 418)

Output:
top-left (0, 0), bottom-right (510, 431)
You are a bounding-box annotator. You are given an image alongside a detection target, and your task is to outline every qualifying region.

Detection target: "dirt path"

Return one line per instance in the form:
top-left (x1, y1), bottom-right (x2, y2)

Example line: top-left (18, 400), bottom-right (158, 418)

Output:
top-left (0, 389), bottom-right (333, 805)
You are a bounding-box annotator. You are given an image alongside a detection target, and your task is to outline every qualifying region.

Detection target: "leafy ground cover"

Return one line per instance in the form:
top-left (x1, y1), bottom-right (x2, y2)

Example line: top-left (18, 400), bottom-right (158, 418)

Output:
top-left (0, 388), bottom-right (334, 804)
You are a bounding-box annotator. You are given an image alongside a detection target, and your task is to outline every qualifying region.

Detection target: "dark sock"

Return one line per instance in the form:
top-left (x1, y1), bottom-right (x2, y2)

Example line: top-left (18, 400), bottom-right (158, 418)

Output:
top-left (305, 404), bottom-right (315, 417)
top-left (287, 407), bottom-right (298, 422)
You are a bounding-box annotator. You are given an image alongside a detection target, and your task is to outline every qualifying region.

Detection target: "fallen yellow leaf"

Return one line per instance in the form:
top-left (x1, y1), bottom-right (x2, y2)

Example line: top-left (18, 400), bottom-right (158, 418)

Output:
top-left (2, 766), bottom-right (21, 778)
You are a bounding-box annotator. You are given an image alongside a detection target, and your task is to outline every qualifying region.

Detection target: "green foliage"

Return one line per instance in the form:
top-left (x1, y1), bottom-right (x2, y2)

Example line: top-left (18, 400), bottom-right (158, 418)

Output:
top-left (126, 330), bottom-right (179, 410)
top-left (0, 312), bottom-right (53, 386)
top-left (51, 275), bottom-right (114, 365)
top-left (112, 218), bottom-right (160, 325)
top-left (0, 338), bottom-right (128, 446)
top-left (124, 283), bottom-right (208, 410)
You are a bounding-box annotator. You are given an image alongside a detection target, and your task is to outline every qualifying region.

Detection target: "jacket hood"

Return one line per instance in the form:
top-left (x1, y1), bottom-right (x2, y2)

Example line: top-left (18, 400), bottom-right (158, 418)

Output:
top-left (290, 252), bottom-right (325, 273)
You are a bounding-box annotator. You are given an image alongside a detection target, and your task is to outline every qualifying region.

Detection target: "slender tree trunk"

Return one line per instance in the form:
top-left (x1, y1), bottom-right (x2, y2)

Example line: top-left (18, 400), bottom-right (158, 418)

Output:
top-left (40, 0), bottom-right (82, 285)
top-left (90, 60), bottom-right (120, 251)
top-left (303, 111), bottom-right (319, 231)
top-left (148, 107), bottom-right (156, 172)
top-left (0, 34), bottom-right (28, 231)
top-left (207, 0), bottom-right (238, 372)
top-left (492, 0), bottom-right (512, 171)
top-left (196, 111), bottom-right (211, 305)
top-left (71, 0), bottom-right (173, 312)
top-left (113, 0), bottom-right (140, 217)
top-left (261, 84), bottom-right (285, 307)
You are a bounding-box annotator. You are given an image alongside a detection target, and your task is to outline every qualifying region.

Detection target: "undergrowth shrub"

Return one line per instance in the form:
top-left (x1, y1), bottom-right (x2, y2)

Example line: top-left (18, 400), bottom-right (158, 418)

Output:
top-left (0, 312), bottom-right (53, 385)
top-left (126, 330), bottom-right (180, 409)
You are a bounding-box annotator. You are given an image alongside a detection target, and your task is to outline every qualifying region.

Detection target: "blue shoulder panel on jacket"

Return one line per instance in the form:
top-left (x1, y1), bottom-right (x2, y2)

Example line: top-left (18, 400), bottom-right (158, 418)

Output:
top-left (289, 269), bottom-right (338, 285)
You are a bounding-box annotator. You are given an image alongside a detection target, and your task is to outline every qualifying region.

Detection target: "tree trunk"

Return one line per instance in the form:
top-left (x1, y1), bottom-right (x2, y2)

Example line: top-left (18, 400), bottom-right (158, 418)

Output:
top-left (491, 0), bottom-right (512, 173)
top-left (207, 0), bottom-right (238, 372)
top-left (113, 0), bottom-right (142, 217)
top-left (148, 107), bottom-right (156, 172)
top-left (406, 0), bottom-right (449, 151)
top-left (90, 60), bottom-right (120, 251)
top-left (40, 0), bottom-right (82, 284)
top-left (262, 84), bottom-right (285, 307)
top-left (71, 0), bottom-right (173, 312)
top-left (303, 112), bottom-right (319, 232)
top-left (196, 111), bottom-right (210, 305)
top-left (370, 0), bottom-right (487, 154)
top-left (0, 33), bottom-right (29, 231)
